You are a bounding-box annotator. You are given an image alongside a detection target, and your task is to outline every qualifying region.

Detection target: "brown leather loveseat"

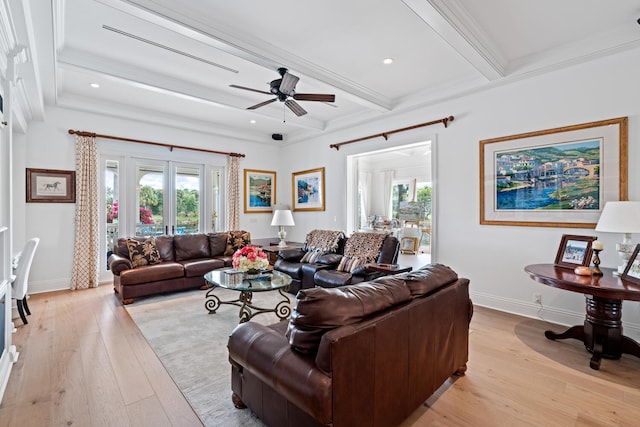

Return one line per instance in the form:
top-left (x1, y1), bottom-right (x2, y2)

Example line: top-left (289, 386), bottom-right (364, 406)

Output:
top-left (227, 264), bottom-right (472, 427)
top-left (108, 230), bottom-right (250, 304)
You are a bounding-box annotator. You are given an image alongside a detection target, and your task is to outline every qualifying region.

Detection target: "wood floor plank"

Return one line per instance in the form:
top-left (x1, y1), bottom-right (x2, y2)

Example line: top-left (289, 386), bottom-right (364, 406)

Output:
top-left (3, 287), bottom-right (640, 427)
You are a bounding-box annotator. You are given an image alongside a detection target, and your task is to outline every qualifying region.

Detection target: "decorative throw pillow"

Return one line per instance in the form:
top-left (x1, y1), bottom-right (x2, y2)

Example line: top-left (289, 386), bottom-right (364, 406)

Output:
top-left (126, 237), bottom-right (161, 268)
top-left (224, 230), bottom-right (251, 255)
top-left (300, 249), bottom-right (324, 263)
top-left (336, 255), bottom-right (364, 273)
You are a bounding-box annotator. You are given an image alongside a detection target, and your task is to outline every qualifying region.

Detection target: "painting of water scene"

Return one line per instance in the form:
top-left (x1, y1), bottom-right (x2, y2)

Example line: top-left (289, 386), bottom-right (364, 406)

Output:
top-left (244, 169), bottom-right (275, 213)
top-left (495, 139), bottom-right (601, 211)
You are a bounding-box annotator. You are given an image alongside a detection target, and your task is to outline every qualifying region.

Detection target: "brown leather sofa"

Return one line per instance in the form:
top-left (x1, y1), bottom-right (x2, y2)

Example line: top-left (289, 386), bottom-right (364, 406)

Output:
top-left (274, 231), bottom-right (399, 293)
top-left (108, 231), bottom-right (250, 304)
top-left (228, 264), bottom-right (473, 427)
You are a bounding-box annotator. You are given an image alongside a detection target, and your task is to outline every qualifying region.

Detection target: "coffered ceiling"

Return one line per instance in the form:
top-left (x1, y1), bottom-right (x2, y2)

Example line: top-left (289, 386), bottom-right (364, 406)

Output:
top-left (22, 0), bottom-right (640, 144)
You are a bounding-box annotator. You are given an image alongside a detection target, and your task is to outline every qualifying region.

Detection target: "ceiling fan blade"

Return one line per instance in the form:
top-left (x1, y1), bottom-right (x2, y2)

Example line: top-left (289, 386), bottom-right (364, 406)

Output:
top-left (293, 93), bottom-right (336, 102)
top-left (230, 84), bottom-right (272, 95)
top-left (247, 98), bottom-right (277, 110)
top-left (279, 71), bottom-right (299, 95)
top-left (285, 99), bottom-right (307, 116)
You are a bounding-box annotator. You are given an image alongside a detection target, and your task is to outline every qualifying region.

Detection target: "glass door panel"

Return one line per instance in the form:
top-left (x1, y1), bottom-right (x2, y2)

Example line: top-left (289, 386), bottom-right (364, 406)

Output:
top-left (174, 165), bottom-right (201, 234)
top-left (135, 162), bottom-right (166, 237)
top-left (105, 160), bottom-right (120, 265)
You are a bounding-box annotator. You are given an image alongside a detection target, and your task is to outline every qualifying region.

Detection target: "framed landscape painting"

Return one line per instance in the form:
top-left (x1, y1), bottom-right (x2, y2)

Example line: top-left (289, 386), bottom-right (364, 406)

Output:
top-left (621, 244), bottom-right (640, 285)
top-left (26, 168), bottom-right (76, 203)
top-left (480, 117), bottom-right (627, 228)
top-left (292, 167), bottom-right (325, 211)
top-left (244, 169), bottom-right (276, 213)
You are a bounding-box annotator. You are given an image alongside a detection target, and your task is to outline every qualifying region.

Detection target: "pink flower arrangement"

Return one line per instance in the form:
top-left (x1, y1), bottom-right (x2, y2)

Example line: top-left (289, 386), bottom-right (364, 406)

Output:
top-left (107, 200), bottom-right (119, 222)
top-left (232, 246), bottom-right (269, 272)
top-left (139, 207), bottom-right (154, 224)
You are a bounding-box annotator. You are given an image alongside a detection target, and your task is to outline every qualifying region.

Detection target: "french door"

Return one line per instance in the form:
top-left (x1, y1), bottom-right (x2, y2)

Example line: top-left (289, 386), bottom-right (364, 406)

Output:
top-left (132, 159), bottom-right (203, 237)
top-left (102, 153), bottom-right (224, 279)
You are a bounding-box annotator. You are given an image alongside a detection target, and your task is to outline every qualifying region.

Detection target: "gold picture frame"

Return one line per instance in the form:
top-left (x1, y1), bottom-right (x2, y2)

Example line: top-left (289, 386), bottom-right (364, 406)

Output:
top-left (26, 168), bottom-right (76, 203)
top-left (480, 117), bottom-right (627, 228)
top-left (292, 167), bottom-right (325, 211)
top-left (244, 169), bottom-right (276, 213)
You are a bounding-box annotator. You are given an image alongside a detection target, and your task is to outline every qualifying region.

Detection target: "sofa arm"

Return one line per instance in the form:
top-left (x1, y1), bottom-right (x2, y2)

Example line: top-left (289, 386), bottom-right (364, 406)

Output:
top-left (316, 253), bottom-right (342, 266)
top-left (278, 248), bottom-right (305, 262)
top-left (228, 322), bottom-right (331, 422)
top-left (108, 253), bottom-right (133, 276)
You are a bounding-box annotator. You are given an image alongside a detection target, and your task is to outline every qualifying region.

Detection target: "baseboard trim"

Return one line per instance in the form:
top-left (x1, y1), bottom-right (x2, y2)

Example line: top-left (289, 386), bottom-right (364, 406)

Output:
top-left (29, 279), bottom-right (113, 294)
top-left (470, 290), bottom-right (640, 341)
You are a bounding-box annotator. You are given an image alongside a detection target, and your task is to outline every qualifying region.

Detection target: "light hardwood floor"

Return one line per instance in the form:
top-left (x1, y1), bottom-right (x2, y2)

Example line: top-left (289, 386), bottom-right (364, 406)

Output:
top-left (2, 284), bottom-right (640, 426)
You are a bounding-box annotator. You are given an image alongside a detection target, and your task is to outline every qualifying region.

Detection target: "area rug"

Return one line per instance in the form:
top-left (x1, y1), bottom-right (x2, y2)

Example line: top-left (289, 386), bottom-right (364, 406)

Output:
top-left (125, 287), bottom-right (288, 426)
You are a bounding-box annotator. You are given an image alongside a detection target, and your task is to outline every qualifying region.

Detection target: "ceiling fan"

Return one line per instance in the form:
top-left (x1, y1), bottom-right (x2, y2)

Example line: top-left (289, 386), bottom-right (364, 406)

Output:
top-left (230, 67), bottom-right (335, 117)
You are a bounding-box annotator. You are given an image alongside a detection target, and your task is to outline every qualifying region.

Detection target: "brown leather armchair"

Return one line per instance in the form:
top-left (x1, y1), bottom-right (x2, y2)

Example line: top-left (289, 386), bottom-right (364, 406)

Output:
top-left (313, 233), bottom-right (400, 288)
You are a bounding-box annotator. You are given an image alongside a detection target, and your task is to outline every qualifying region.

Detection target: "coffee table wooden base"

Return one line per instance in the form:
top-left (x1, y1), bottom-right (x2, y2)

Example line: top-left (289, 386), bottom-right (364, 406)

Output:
top-left (544, 295), bottom-right (640, 370)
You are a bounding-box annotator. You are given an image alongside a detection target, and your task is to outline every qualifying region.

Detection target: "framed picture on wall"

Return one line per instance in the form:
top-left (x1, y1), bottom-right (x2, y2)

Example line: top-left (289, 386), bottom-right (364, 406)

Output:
top-left (26, 168), bottom-right (76, 203)
top-left (554, 234), bottom-right (596, 269)
top-left (292, 167), bottom-right (325, 211)
top-left (480, 117), bottom-right (628, 228)
top-left (244, 169), bottom-right (276, 213)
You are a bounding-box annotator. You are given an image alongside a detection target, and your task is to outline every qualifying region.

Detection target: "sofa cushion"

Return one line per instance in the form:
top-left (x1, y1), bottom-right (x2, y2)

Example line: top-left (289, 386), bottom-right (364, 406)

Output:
top-left (336, 255), bottom-right (363, 272)
top-left (119, 261), bottom-right (184, 285)
top-left (273, 259), bottom-right (303, 279)
top-left (155, 235), bottom-right (175, 261)
top-left (224, 230), bottom-right (251, 255)
top-left (400, 264), bottom-right (459, 296)
top-left (181, 258), bottom-right (225, 277)
top-left (126, 237), bottom-right (162, 268)
top-left (174, 234), bottom-right (210, 261)
top-left (208, 232), bottom-right (229, 256)
top-left (300, 249), bottom-right (324, 263)
top-left (287, 279), bottom-right (412, 354)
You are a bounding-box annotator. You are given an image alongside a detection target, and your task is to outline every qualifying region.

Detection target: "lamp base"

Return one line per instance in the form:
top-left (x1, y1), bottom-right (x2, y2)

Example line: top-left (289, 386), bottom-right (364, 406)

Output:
top-left (277, 228), bottom-right (287, 248)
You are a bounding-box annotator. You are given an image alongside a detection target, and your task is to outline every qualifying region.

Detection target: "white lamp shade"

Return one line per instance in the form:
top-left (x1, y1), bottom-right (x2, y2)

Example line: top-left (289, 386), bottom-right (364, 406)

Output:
top-left (271, 209), bottom-right (295, 227)
top-left (595, 201), bottom-right (640, 233)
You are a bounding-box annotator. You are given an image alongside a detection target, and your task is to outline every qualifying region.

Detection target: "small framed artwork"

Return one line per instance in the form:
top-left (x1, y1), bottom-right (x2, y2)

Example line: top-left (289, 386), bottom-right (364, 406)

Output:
top-left (26, 168), bottom-right (76, 203)
top-left (621, 244), bottom-right (640, 285)
top-left (554, 234), bottom-right (596, 269)
top-left (244, 169), bottom-right (276, 213)
top-left (400, 237), bottom-right (419, 254)
top-left (292, 167), bottom-right (325, 211)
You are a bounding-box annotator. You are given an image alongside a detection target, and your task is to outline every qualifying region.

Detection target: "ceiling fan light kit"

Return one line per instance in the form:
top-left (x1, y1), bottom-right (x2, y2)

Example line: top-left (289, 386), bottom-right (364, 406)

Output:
top-left (231, 67), bottom-right (336, 117)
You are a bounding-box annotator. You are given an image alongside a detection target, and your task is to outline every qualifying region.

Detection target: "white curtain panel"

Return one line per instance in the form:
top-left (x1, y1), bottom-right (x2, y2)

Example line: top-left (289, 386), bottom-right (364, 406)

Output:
top-left (358, 171), bottom-right (371, 226)
top-left (382, 170), bottom-right (394, 219)
top-left (227, 156), bottom-right (240, 230)
top-left (71, 135), bottom-right (100, 289)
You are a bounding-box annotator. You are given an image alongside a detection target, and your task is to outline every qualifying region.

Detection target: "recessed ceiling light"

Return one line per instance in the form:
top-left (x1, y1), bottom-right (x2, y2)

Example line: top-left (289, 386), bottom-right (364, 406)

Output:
top-left (250, 120), bottom-right (256, 124)
top-left (90, 83), bottom-right (100, 88)
top-left (383, 58), bottom-right (393, 65)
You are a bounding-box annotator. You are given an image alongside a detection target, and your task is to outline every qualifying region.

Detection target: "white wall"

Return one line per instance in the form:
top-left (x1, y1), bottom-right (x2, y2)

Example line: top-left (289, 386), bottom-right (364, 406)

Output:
top-left (15, 47), bottom-right (640, 339)
top-left (280, 47), bottom-right (640, 339)
top-left (14, 106), bottom-right (284, 293)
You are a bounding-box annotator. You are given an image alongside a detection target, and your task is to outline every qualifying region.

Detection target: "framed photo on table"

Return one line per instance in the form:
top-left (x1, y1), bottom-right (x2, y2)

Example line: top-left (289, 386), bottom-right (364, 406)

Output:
top-left (480, 117), bottom-right (628, 228)
top-left (244, 169), bottom-right (276, 213)
top-left (554, 234), bottom-right (596, 269)
top-left (621, 244), bottom-right (640, 285)
top-left (292, 167), bottom-right (325, 211)
top-left (26, 168), bottom-right (76, 203)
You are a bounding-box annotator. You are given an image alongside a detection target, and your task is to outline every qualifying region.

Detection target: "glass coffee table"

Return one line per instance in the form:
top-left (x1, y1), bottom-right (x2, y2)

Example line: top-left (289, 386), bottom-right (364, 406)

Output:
top-left (204, 269), bottom-right (293, 323)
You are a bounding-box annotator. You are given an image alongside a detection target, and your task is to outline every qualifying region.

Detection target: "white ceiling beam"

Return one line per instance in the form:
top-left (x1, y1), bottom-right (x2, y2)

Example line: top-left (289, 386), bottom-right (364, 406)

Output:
top-left (95, 0), bottom-right (392, 112)
top-left (402, 0), bottom-right (505, 81)
top-left (57, 49), bottom-right (328, 131)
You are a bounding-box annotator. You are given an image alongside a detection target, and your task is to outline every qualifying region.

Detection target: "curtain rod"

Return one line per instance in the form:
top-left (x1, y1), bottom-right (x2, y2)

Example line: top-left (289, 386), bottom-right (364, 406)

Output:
top-left (329, 115), bottom-right (454, 151)
top-left (68, 129), bottom-right (246, 158)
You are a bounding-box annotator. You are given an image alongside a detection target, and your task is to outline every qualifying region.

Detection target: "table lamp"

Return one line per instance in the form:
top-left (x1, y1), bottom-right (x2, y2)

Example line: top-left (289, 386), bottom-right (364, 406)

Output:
top-left (271, 209), bottom-right (295, 248)
top-left (595, 201), bottom-right (640, 275)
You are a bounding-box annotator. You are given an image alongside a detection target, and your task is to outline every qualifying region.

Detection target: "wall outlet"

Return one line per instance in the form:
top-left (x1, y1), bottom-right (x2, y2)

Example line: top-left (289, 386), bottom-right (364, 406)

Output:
top-left (533, 293), bottom-right (542, 304)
